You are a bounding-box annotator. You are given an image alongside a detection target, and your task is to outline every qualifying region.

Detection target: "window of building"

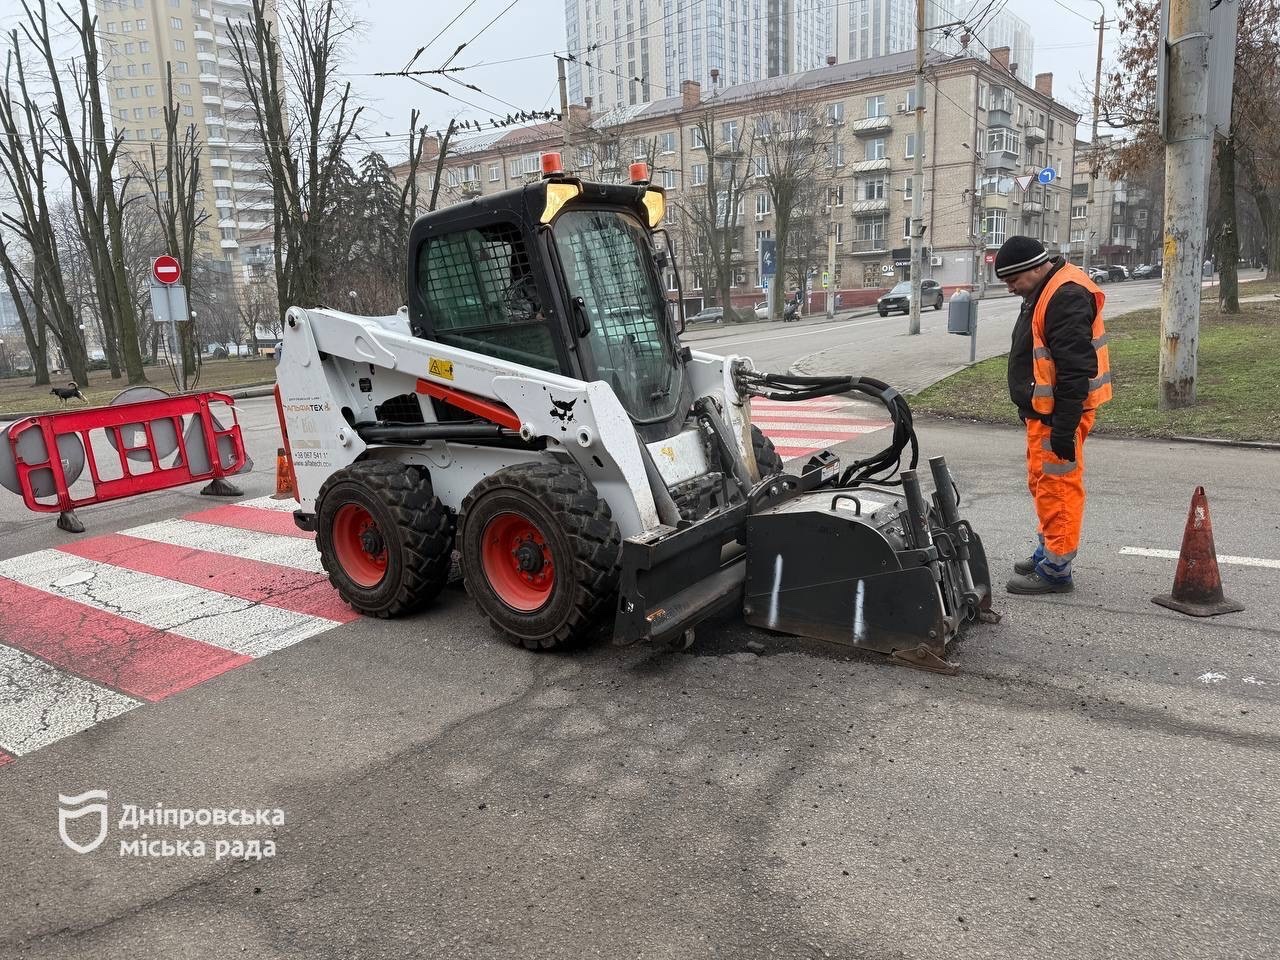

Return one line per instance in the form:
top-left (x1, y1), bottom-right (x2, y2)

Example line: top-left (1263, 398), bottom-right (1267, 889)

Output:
top-left (829, 184), bottom-right (844, 206)
top-left (151, 127), bottom-right (163, 140)
top-left (692, 162), bottom-right (706, 185)
top-left (903, 217), bottom-right (912, 239)
top-left (136, 18), bottom-right (146, 28)
top-left (984, 207), bottom-right (1007, 247)
top-left (865, 95), bottom-right (885, 118)
top-left (905, 89), bottom-right (917, 111)
top-left (117, 108), bottom-right (128, 120)
top-left (174, 39), bottom-right (186, 51)
top-left (829, 142), bottom-right (845, 167)
top-left (986, 127), bottom-right (1020, 156)
top-left (126, 63), bottom-right (138, 76)
top-left (865, 138), bottom-right (885, 161)
top-left (176, 61), bottom-right (189, 73)
top-left (487, 162), bottom-right (500, 182)
top-left (855, 216), bottom-right (886, 243)
top-left (1071, 228), bottom-right (1085, 243)
top-left (862, 177), bottom-right (885, 200)
top-left (827, 101), bottom-right (844, 123)
top-left (904, 176), bottom-right (913, 200)
top-left (721, 119), bottom-right (738, 144)
top-left (659, 131), bottom-right (675, 154)
top-left (633, 139), bottom-right (648, 160)
top-left (140, 40), bottom-right (150, 52)
top-left (107, 21), bottom-right (118, 33)
top-left (977, 83), bottom-right (986, 110)
top-left (178, 82), bottom-right (191, 94)
top-left (124, 42), bottom-right (135, 54)
top-left (148, 105), bottom-right (160, 118)
top-left (660, 169), bottom-right (676, 189)
top-left (905, 133), bottom-right (919, 158)
top-left (170, 16), bottom-right (183, 28)
top-left (115, 87), bottom-right (127, 99)
top-left (833, 222), bottom-right (844, 245)
top-left (122, 19), bottom-right (132, 31)
top-left (1072, 204), bottom-right (1087, 219)
top-left (755, 193), bottom-right (771, 217)
top-left (182, 104), bottom-right (193, 116)
top-left (142, 62), bottom-right (152, 75)
top-left (691, 125), bottom-right (706, 149)
top-left (576, 148), bottom-right (593, 167)
top-left (133, 107), bottom-right (144, 119)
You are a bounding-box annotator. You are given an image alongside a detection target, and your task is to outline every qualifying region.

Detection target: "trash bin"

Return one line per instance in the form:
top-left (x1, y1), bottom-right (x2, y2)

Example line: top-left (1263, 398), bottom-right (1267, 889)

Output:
top-left (947, 290), bottom-right (977, 336)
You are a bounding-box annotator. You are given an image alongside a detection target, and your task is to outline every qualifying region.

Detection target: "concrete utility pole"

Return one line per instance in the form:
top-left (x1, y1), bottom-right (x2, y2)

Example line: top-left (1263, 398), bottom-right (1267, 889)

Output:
top-left (826, 123), bottom-right (838, 319)
top-left (556, 56), bottom-right (572, 155)
top-left (1159, 0), bottom-right (1211, 409)
top-left (1085, 1), bottom-right (1107, 270)
top-left (908, 0), bottom-right (926, 335)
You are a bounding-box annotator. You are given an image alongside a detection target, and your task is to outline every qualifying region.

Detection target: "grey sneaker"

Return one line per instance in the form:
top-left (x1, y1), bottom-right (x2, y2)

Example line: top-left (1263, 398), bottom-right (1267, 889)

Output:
top-left (1006, 569), bottom-right (1074, 595)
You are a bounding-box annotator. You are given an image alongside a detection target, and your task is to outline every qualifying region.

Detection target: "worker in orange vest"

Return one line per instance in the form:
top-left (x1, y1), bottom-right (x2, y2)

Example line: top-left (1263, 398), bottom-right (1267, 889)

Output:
top-left (996, 236), bottom-right (1112, 595)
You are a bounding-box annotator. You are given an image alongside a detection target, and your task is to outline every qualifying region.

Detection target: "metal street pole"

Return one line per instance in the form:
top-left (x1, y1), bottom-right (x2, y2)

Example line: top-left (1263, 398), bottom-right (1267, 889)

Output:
top-left (908, 0), bottom-right (926, 335)
top-left (557, 56), bottom-right (572, 154)
top-left (826, 123), bottom-right (838, 319)
top-left (1159, 0), bottom-right (1211, 409)
top-left (1085, 1), bottom-right (1106, 271)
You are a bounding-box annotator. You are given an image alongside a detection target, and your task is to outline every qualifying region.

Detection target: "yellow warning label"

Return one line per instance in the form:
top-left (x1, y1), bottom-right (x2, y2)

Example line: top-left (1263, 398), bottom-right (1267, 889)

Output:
top-left (428, 357), bottom-right (454, 381)
top-left (1163, 234), bottom-right (1177, 263)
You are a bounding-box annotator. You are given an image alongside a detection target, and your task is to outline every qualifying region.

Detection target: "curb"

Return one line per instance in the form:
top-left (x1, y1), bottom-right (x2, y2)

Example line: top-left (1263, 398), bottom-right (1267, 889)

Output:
top-left (685, 308), bottom-right (880, 343)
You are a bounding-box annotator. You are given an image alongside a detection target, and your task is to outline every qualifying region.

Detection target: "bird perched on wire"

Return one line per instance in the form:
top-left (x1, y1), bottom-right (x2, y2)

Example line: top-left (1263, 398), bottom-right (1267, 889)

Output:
top-left (50, 381), bottom-right (87, 405)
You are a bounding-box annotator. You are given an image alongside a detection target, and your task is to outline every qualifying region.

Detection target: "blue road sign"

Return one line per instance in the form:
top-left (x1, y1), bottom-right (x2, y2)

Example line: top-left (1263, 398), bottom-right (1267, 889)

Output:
top-left (1038, 167), bottom-right (1057, 185)
top-left (760, 238), bottom-right (777, 278)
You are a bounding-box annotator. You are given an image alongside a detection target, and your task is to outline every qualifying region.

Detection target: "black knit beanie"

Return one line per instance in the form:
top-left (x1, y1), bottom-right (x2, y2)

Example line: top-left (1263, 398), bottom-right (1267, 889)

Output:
top-left (994, 236), bottom-right (1049, 279)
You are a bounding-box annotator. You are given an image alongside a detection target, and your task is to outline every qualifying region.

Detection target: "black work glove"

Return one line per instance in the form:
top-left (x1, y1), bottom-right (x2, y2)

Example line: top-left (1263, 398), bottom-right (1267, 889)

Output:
top-left (1049, 402), bottom-right (1082, 462)
top-left (1049, 430), bottom-right (1077, 462)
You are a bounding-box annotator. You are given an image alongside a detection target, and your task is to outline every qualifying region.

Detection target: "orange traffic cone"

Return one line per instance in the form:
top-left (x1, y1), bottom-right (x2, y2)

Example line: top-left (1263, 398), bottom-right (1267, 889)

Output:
top-left (1152, 486), bottom-right (1244, 617)
top-left (271, 447), bottom-right (295, 500)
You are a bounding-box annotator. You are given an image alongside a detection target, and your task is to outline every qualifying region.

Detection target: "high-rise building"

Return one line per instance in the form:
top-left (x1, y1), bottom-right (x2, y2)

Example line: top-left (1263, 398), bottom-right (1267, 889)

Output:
top-left (564, 0), bottom-right (830, 115)
top-left (833, 0), bottom-right (1034, 77)
top-left (96, 0), bottom-right (274, 285)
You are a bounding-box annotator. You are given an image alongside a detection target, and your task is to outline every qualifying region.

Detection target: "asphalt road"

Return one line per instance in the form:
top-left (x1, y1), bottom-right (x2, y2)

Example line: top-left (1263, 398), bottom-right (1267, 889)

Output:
top-left (1, 278), bottom-right (1277, 959)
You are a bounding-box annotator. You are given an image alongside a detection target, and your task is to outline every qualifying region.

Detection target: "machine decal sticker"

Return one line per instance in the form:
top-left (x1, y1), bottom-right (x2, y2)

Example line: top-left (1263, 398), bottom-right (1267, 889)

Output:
top-left (428, 357), bottom-right (454, 381)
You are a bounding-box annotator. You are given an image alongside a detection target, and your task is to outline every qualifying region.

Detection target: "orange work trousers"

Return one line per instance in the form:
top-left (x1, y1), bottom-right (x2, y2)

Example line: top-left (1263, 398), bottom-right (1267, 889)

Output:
top-left (1025, 410), bottom-right (1095, 578)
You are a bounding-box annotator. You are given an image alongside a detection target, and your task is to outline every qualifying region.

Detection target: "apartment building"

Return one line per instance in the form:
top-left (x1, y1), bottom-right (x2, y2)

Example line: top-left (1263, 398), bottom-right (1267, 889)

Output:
top-left (97, 0), bottom-right (273, 284)
top-left (1069, 139), bottom-right (1160, 270)
top-left (564, 0), bottom-right (829, 114)
top-left (421, 47), bottom-right (1078, 304)
top-left (832, 0), bottom-right (1034, 76)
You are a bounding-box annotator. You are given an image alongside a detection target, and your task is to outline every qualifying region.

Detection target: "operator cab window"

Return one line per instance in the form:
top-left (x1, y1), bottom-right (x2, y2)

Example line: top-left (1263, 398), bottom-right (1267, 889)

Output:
top-left (416, 223), bottom-right (561, 372)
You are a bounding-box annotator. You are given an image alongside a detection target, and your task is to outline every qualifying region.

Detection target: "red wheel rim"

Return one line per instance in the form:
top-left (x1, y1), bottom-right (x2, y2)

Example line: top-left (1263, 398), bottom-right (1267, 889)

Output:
top-left (481, 511), bottom-right (555, 612)
top-left (332, 503), bottom-right (388, 588)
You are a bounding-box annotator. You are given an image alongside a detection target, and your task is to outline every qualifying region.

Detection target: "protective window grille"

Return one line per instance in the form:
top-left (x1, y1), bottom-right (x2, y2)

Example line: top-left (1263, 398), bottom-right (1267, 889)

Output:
top-left (417, 223), bottom-right (560, 372)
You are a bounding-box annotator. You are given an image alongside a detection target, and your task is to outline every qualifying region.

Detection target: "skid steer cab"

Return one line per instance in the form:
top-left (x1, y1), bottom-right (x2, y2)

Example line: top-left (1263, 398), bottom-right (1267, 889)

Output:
top-left (274, 152), bottom-right (996, 673)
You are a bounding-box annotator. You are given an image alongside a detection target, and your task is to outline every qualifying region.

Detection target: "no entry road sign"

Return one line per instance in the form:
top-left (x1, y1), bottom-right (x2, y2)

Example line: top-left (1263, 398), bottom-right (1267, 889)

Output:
top-left (152, 255), bottom-right (181, 286)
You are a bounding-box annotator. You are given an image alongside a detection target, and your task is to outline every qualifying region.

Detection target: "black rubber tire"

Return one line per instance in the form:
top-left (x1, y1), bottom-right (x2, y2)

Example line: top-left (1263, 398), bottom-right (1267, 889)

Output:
top-left (934, 298), bottom-right (943, 311)
top-left (878, 309), bottom-right (888, 317)
top-left (458, 462), bottom-right (621, 651)
top-left (750, 424), bottom-right (784, 478)
top-left (316, 460), bottom-right (454, 618)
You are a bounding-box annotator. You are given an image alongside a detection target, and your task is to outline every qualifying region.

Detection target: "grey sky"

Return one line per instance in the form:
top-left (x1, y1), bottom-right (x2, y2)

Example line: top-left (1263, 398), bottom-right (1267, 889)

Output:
top-left (346, 0), bottom-right (1123, 161)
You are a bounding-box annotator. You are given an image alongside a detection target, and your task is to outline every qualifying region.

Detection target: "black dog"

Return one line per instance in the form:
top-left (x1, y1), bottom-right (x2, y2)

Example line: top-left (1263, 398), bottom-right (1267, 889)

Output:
top-left (50, 381), bottom-right (87, 405)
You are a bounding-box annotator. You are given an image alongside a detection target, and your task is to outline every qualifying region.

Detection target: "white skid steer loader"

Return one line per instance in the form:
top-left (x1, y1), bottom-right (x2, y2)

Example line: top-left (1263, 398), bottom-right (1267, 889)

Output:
top-left (274, 154), bottom-right (996, 673)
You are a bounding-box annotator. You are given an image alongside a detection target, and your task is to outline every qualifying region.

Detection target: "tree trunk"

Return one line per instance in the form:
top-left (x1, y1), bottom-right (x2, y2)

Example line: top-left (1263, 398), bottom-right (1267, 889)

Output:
top-left (1216, 136), bottom-right (1240, 313)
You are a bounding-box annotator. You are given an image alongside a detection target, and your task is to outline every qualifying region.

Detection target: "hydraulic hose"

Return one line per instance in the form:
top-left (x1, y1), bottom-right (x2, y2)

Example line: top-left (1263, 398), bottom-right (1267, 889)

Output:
top-left (735, 369), bottom-right (919, 488)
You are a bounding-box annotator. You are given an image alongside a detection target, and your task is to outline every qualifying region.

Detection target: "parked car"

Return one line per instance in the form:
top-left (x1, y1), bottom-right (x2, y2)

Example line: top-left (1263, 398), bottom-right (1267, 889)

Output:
top-left (1106, 264), bottom-right (1129, 282)
top-left (687, 307), bottom-right (724, 325)
top-left (1131, 263), bottom-right (1162, 279)
top-left (877, 279), bottom-right (944, 317)
top-left (1087, 266), bottom-right (1109, 284)
top-left (754, 300), bottom-right (770, 320)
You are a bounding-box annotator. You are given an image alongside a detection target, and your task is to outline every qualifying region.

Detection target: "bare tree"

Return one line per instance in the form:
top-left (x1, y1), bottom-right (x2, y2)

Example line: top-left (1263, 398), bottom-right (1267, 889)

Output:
top-left (227, 0), bottom-right (363, 317)
top-left (22, 0), bottom-right (147, 383)
top-left (0, 38), bottom-right (87, 383)
top-left (757, 100), bottom-right (824, 318)
top-left (676, 105), bottom-right (757, 316)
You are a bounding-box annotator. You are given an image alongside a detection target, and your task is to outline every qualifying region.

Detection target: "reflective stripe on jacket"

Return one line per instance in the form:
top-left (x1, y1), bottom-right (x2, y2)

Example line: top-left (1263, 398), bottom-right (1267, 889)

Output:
top-left (1030, 263), bottom-right (1113, 416)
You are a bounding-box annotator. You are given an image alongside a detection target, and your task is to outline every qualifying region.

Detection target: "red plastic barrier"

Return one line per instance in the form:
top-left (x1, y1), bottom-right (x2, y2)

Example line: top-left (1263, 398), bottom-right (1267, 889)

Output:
top-left (6, 392), bottom-right (246, 514)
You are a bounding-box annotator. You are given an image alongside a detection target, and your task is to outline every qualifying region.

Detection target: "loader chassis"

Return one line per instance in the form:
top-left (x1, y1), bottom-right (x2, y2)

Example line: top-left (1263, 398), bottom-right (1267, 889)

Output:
top-left (276, 168), bottom-right (994, 671)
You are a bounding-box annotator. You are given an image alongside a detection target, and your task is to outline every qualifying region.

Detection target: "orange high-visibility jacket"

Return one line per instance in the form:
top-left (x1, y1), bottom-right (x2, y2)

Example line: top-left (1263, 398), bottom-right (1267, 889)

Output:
top-left (1030, 263), bottom-right (1113, 416)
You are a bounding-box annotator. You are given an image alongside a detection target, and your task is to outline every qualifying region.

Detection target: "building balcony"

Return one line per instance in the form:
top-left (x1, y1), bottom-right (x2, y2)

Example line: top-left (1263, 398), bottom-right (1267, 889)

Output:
top-left (982, 194), bottom-right (1010, 211)
top-left (460, 180), bottom-right (483, 198)
top-left (210, 158), bottom-right (230, 168)
top-left (848, 157), bottom-right (891, 173)
top-left (207, 136), bottom-right (227, 147)
top-left (985, 152), bottom-right (1019, 172)
top-left (714, 139), bottom-right (744, 157)
top-left (194, 29), bottom-right (215, 42)
top-left (234, 179), bottom-right (267, 191)
top-left (222, 100), bottom-right (251, 113)
top-left (197, 51), bottom-right (217, 65)
top-left (220, 238), bottom-right (240, 249)
top-left (848, 198), bottom-right (888, 214)
top-left (199, 73), bottom-right (220, 85)
top-left (1021, 200), bottom-right (1044, 215)
top-left (1024, 124), bottom-right (1046, 144)
top-left (230, 160), bottom-right (257, 172)
top-left (849, 115), bottom-right (892, 135)
top-left (212, 178), bottom-right (232, 189)
top-left (202, 94), bottom-right (223, 107)
top-left (218, 218), bottom-right (238, 229)
top-left (848, 238), bottom-right (889, 255)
